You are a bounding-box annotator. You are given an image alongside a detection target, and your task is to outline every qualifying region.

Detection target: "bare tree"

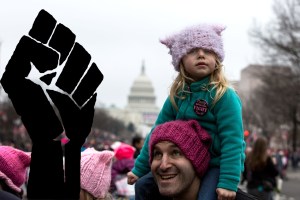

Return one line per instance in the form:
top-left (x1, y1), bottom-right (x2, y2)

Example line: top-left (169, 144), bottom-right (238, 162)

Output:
top-left (92, 108), bottom-right (126, 134)
top-left (250, 0), bottom-right (300, 72)
top-left (248, 0), bottom-right (300, 150)
top-left (240, 66), bottom-right (298, 134)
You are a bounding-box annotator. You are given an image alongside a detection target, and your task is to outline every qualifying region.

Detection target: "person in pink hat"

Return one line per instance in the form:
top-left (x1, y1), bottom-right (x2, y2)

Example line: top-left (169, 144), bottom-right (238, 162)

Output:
top-left (110, 143), bottom-right (135, 199)
top-left (149, 120), bottom-right (211, 200)
top-left (127, 23), bottom-right (245, 200)
top-left (0, 146), bottom-right (31, 199)
top-left (80, 147), bottom-right (114, 200)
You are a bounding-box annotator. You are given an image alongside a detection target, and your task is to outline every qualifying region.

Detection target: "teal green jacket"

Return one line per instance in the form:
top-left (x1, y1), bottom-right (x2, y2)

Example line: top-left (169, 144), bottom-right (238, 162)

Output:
top-left (132, 76), bottom-right (245, 192)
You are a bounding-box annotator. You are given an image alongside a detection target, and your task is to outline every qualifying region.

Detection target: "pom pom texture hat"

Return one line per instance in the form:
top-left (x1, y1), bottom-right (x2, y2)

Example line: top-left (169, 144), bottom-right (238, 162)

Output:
top-left (81, 148), bottom-right (114, 199)
top-left (149, 120), bottom-right (212, 178)
top-left (0, 146), bottom-right (31, 193)
top-left (160, 24), bottom-right (225, 71)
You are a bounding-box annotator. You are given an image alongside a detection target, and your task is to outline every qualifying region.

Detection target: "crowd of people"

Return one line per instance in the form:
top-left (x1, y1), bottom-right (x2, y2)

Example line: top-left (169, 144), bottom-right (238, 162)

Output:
top-left (2, 121), bottom-right (299, 200)
top-left (1, 133), bottom-right (299, 200)
top-left (0, 137), bottom-right (144, 200)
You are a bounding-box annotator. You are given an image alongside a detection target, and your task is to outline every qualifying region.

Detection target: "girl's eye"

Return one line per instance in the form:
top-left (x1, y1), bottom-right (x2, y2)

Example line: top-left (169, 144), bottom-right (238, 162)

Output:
top-left (204, 49), bottom-right (214, 55)
top-left (188, 48), bottom-right (198, 54)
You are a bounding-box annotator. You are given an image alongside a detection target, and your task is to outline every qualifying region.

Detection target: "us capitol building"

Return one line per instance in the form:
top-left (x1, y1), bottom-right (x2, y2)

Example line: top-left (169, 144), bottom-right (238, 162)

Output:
top-left (106, 61), bottom-right (161, 137)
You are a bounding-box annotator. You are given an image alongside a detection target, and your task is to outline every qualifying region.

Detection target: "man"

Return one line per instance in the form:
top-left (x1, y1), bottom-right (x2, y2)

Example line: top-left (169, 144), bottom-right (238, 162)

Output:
top-left (148, 120), bottom-right (259, 200)
top-left (149, 120), bottom-right (212, 200)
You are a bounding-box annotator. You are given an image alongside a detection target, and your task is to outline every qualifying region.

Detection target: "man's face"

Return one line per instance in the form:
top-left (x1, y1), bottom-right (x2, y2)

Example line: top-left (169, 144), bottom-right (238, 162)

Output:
top-left (151, 141), bottom-right (200, 198)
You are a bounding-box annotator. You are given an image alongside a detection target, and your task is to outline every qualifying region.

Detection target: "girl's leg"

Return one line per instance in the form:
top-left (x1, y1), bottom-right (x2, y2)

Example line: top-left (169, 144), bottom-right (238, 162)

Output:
top-left (134, 172), bottom-right (169, 200)
top-left (197, 167), bottom-right (220, 200)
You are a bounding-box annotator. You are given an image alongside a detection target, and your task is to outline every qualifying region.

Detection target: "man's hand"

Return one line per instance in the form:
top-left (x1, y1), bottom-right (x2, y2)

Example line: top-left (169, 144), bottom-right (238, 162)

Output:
top-left (127, 171), bottom-right (139, 185)
top-left (0, 9), bottom-right (103, 144)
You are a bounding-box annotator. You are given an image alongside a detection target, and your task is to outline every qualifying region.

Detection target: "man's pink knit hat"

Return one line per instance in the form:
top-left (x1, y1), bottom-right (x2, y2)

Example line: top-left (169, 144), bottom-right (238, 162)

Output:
top-left (160, 24), bottom-right (225, 71)
top-left (149, 120), bottom-right (212, 178)
top-left (81, 148), bottom-right (114, 198)
top-left (0, 146), bottom-right (31, 193)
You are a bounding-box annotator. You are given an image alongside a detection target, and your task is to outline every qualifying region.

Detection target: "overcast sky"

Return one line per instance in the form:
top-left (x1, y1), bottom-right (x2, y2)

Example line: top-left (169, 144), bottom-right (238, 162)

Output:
top-left (0, 0), bottom-right (274, 109)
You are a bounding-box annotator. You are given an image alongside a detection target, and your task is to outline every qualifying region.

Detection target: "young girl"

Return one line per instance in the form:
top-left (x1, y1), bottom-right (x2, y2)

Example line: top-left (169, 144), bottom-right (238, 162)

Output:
top-left (127, 23), bottom-right (245, 200)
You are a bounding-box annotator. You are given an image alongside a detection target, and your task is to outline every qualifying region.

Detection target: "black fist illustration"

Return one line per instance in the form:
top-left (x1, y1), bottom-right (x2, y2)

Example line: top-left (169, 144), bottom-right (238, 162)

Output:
top-left (1, 9), bottom-right (103, 144)
top-left (0, 10), bottom-right (104, 199)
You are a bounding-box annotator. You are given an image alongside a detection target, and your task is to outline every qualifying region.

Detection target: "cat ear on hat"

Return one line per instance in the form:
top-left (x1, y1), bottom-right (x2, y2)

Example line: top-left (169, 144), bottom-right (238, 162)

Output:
top-left (211, 24), bottom-right (226, 36)
top-left (159, 35), bottom-right (175, 49)
top-left (189, 120), bottom-right (212, 145)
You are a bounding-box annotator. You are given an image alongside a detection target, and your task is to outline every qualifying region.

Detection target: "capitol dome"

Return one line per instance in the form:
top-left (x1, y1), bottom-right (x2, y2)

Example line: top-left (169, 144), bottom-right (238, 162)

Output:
top-left (125, 61), bottom-right (160, 125)
top-left (106, 61), bottom-right (160, 135)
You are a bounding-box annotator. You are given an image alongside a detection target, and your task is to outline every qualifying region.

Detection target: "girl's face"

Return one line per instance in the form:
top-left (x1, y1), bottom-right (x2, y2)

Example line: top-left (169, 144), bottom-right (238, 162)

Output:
top-left (182, 48), bottom-right (216, 81)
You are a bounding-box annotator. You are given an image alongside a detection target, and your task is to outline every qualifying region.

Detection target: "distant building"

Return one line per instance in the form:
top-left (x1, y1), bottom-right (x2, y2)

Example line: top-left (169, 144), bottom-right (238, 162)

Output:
top-left (239, 64), bottom-right (294, 102)
top-left (238, 64), bottom-right (299, 149)
top-left (106, 61), bottom-right (160, 137)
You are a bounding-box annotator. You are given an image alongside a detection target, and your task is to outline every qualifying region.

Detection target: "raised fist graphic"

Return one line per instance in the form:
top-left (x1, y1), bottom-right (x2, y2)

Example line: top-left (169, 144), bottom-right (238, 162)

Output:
top-left (1, 9), bottom-right (103, 143)
top-left (0, 10), bottom-right (103, 199)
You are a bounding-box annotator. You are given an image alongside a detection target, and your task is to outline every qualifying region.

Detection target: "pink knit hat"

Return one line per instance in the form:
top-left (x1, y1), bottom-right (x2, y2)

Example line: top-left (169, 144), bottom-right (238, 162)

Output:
top-left (160, 24), bottom-right (225, 71)
top-left (114, 143), bottom-right (135, 160)
top-left (149, 120), bottom-right (211, 178)
top-left (81, 148), bottom-right (114, 198)
top-left (0, 146), bottom-right (31, 193)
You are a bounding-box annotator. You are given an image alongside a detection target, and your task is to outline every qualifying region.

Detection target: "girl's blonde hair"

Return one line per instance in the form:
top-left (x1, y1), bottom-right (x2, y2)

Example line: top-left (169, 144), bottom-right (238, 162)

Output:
top-left (169, 56), bottom-right (230, 111)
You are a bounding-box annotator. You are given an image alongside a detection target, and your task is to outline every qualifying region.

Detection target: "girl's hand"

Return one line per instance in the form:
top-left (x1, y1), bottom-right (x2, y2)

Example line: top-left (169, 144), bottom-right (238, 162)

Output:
top-left (127, 171), bottom-right (139, 185)
top-left (216, 188), bottom-right (236, 200)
